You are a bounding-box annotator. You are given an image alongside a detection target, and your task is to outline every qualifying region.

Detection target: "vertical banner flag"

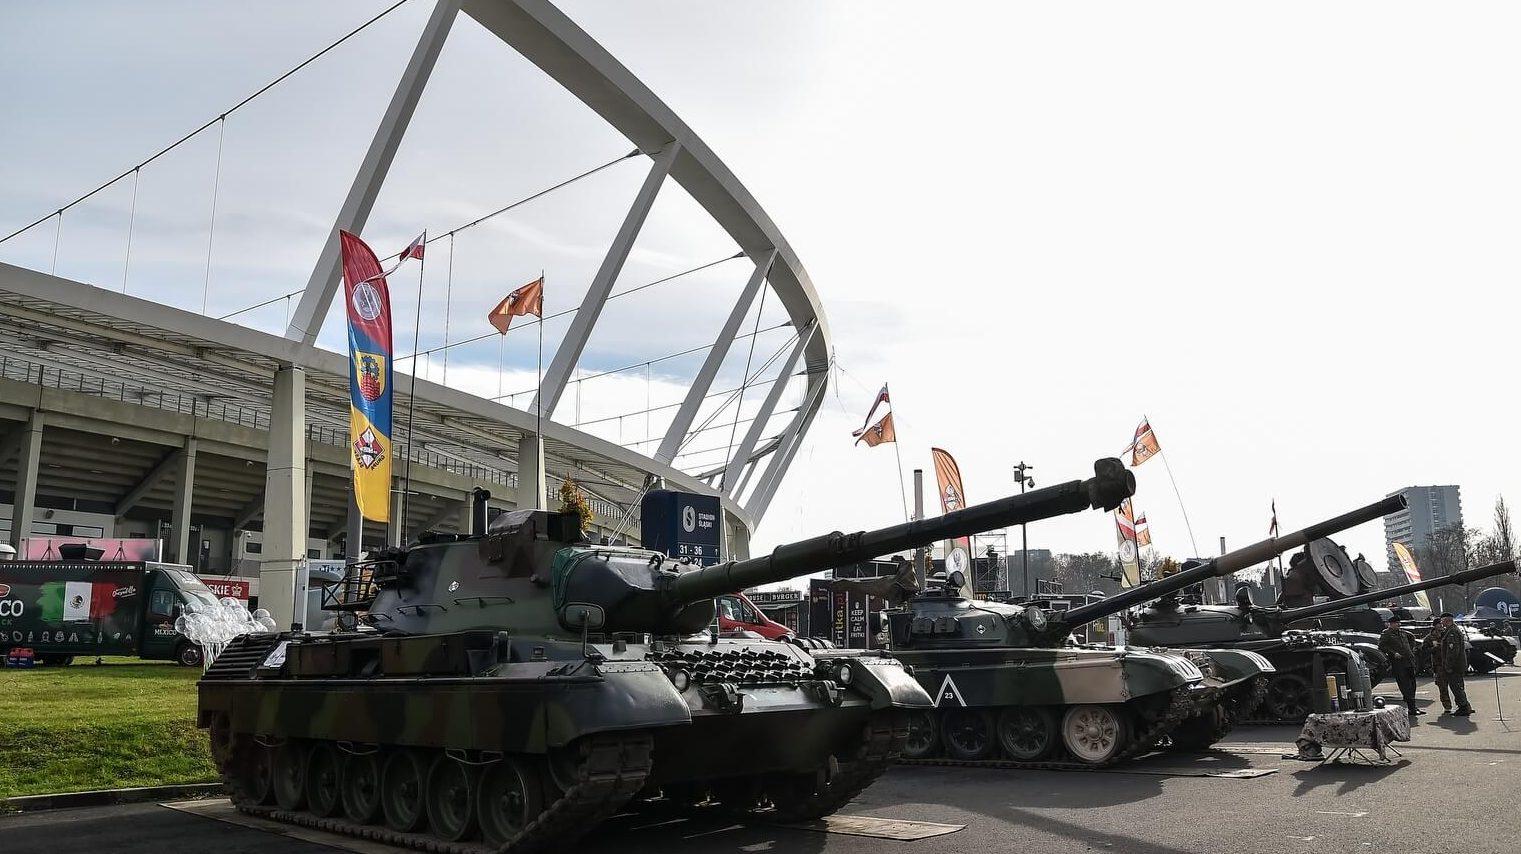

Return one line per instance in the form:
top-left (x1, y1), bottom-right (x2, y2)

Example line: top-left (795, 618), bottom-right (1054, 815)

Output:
top-left (1136, 513), bottom-right (1152, 547)
top-left (1115, 498), bottom-right (1141, 587)
top-left (1128, 418), bottom-right (1161, 466)
top-left (1391, 541), bottom-right (1432, 611)
top-left (930, 448), bottom-right (972, 589)
top-left (340, 230), bottom-right (395, 523)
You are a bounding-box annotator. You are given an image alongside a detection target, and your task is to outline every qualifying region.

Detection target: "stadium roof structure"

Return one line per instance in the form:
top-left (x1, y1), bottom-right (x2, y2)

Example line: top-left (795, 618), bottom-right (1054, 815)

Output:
top-left (0, 0), bottom-right (831, 592)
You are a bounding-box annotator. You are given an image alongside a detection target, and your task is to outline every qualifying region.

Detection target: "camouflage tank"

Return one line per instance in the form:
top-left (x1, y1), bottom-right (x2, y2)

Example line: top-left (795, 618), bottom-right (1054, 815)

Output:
top-left (878, 496), bottom-right (1406, 766)
top-left (1130, 521), bottom-right (1517, 721)
top-left (196, 476), bottom-right (1110, 853)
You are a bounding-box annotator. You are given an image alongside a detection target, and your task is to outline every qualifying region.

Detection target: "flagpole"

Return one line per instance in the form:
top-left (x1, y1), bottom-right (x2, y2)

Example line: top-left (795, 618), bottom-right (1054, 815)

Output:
top-left (536, 271), bottom-right (545, 508)
top-left (400, 232), bottom-right (426, 546)
top-left (1158, 454), bottom-right (1198, 555)
top-left (886, 383), bottom-right (909, 522)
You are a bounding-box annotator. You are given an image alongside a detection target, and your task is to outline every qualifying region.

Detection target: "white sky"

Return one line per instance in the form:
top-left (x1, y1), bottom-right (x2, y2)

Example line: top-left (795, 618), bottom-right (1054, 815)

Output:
top-left (3, 1), bottom-right (1518, 568)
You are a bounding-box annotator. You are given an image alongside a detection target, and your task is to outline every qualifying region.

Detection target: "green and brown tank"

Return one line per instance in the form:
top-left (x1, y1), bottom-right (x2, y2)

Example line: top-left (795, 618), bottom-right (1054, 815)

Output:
top-left (880, 495), bottom-right (1417, 766)
top-left (196, 460), bottom-right (1129, 853)
top-left (1129, 520), bottom-right (1518, 722)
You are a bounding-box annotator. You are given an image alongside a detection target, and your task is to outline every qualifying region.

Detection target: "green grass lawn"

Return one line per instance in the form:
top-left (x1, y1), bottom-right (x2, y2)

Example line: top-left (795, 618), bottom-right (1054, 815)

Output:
top-left (0, 657), bottom-right (217, 799)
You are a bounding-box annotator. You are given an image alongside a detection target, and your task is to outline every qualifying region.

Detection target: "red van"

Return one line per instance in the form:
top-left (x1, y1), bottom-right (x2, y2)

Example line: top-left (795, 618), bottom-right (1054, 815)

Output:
top-left (716, 592), bottom-right (792, 640)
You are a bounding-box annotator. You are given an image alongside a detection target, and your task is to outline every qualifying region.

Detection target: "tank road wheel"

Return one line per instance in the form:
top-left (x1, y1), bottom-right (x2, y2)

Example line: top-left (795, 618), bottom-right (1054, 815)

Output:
top-left (996, 706), bottom-right (1058, 761)
top-left (1060, 705), bottom-right (1132, 765)
top-left (340, 752), bottom-right (383, 824)
top-left (941, 709), bottom-right (996, 760)
top-left (381, 749), bottom-right (430, 833)
top-left (305, 743), bottom-right (342, 818)
top-left (902, 709), bottom-right (941, 759)
top-left (236, 745), bottom-right (275, 805)
top-left (272, 743), bottom-right (309, 810)
top-left (477, 757), bottom-right (545, 847)
top-left (425, 755), bottom-right (479, 842)
top-left (1264, 674), bottom-right (1313, 721)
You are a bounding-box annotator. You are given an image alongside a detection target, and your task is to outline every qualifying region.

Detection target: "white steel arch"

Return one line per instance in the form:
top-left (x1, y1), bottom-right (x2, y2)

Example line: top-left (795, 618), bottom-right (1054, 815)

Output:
top-left (284, 0), bottom-right (832, 529)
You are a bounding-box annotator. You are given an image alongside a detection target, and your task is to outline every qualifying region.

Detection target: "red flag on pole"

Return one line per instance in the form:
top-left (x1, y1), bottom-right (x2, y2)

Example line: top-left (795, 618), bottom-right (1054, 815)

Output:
top-left (1128, 418), bottom-right (1161, 466)
top-left (855, 412), bottom-right (896, 447)
top-left (489, 277), bottom-right (544, 335)
top-left (400, 233), bottom-right (426, 261)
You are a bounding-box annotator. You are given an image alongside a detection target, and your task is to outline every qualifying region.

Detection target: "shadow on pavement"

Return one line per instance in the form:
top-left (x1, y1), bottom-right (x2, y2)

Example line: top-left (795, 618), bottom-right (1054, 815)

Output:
top-left (577, 808), bottom-right (832, 854)
top-left (1289, 760), bottom-right (1408, 797)
top-left (999, 808), bottom-right (1198, 854)
top-left (1427, 715), bottom-right (1479, 734)
top-left (883, 764), bottom-right (1166, 809)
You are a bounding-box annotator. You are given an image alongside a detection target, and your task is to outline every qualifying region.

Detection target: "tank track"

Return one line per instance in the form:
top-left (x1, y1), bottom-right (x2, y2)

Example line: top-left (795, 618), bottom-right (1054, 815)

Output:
top-left (763, 710), bottom-right (907, 822)
top-left (217, 732), bottom-right (652, 854)
top-left (1223, 676), bottom-right (1271, 728)
top-left (896, 685), bottom-right (1196, 771)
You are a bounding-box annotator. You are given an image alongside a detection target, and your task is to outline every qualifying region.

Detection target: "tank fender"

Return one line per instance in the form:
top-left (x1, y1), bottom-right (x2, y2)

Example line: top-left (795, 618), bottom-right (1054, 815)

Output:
top-left (538, 662), bottom-right (693, 748)
top-left (1193, 648), bottom-right (1275, 686)
top-left (811, 650), bottom-right (933, 710)
top-left (1118, 650), bottom-right (1205, 702)
top-left (213, 663), bottom-right (692, 753)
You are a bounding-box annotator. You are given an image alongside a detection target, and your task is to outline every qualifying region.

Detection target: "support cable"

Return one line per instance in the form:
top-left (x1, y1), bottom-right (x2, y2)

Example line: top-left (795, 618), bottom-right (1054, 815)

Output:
top-left (201, 115), bottom-right (227, 314)
top-left (721, 284), bottom-right (767, 482)
top-left (0, 0), bottom-right (415, 245)
top-left (121, 168), bottom-right (139, 292)
top-left (216, 150), bottom-right (639, 321)
top-left (492, 319), bottom-right (791, 401)
top-left (397, 251), bottom-right (744, 362)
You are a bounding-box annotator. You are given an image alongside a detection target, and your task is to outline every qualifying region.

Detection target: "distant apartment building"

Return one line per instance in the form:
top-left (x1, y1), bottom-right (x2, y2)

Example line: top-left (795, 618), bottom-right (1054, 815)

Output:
top-left (1384, 485), bottom-right (1463, 574)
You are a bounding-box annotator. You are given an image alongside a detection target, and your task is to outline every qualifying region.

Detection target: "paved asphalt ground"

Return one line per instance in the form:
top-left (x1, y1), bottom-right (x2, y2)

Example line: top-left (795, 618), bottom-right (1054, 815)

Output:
top-left (7, 671), bottom-right (1520, 854)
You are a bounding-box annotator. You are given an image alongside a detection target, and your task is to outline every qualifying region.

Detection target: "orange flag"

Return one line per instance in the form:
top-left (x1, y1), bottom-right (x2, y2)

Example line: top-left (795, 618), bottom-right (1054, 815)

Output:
top-left (1129, 418), bottom-right (1161, 466)
top-left (1136, 513), bottom-right (1152, 547)
top-left (488, 277), bottom-right (544, 335)
top-left (856, 412), bottom-right (896, 447)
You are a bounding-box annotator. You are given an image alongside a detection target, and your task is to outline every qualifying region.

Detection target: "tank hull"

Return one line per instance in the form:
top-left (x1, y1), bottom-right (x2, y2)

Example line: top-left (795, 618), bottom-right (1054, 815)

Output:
top-left (198, 631), bottom-right (929, 851)
top-left (885, 645), bottom-right (1266, 766)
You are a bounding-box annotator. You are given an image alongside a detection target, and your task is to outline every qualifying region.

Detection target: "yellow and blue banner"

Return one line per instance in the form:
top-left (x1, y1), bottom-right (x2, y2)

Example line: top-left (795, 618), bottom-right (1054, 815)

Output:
top-left (339, 229), bottom-right (394, 522)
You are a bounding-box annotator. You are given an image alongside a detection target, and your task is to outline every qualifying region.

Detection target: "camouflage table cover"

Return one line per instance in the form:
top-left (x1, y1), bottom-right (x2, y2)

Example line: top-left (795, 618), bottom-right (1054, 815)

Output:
top-left (1295, 706), bottom-right (1412, 761)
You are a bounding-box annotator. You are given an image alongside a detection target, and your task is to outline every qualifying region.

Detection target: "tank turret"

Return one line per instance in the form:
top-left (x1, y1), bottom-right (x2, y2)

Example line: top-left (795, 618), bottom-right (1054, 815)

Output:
top-left (353, 457), bottom-right (1133, 638)
top-left (885, 494), bottom-right (1406, 653)
top-left (1279, 559), bottom-right (1517, 623)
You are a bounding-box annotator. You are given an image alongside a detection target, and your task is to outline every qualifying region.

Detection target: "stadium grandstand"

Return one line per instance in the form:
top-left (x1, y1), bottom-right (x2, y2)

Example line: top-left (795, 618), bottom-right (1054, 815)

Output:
top-left (0, 0), bottom-right (829, 627)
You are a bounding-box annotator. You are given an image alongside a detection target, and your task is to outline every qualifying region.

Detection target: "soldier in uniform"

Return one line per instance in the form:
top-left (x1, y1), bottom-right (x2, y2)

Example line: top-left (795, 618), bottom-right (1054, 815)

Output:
top-left (1422, 612), bottom-right (1474, 716)
top-left (1378, 615), bottom-right (1423, 716)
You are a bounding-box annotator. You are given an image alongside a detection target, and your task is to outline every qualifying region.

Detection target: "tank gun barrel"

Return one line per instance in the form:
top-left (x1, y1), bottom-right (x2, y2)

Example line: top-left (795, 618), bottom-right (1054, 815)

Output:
top-left (1058, 494), bottom-right (1408, 627)
top-left (665, 458), bottom-right (1134, 604)
top-left (1280, 559), bottom-right (1518, 622)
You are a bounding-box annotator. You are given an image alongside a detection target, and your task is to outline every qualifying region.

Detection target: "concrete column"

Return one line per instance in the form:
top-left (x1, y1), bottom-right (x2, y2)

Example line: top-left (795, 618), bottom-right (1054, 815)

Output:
top-left (7, 409), bottom-right (43, 550)
top-left (516, 437), bottom-right (547, 510)
top-left (261, 367), bottom-right (307, 630)
top-left (167, 437), bottom-right (198, 563)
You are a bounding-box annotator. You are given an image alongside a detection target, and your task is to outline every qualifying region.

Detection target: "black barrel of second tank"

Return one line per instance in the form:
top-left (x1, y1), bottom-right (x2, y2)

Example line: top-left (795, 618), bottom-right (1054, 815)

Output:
top-left (1057, 494), bottom-right (1408, 628)
top-left (665, 457), bottom-right (1134, 605)
top-left (1279, 559), bottom-right (1518, 623)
